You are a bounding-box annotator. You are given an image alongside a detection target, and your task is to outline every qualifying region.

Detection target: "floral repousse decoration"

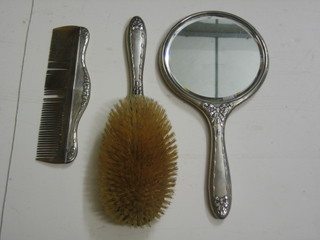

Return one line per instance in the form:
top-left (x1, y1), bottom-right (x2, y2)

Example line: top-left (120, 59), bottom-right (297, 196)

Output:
top-left (129, 17), bottom-right (145, 95)
top-left (202, 102), bottom-right (233, 126)
top-left (215, 195), bottom-right (229, 217)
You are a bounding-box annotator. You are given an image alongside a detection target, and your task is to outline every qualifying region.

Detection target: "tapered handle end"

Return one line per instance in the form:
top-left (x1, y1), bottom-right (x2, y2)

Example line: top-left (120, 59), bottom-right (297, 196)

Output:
top-left (126, 16), bottom-right (147, 96)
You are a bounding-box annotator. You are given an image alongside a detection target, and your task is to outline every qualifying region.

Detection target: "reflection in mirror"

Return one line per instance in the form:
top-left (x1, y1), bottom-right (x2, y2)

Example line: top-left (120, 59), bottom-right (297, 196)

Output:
top-left (169, 17), bottom-right (260, 98)
top-left (160, 11), bottom-right (269, 219)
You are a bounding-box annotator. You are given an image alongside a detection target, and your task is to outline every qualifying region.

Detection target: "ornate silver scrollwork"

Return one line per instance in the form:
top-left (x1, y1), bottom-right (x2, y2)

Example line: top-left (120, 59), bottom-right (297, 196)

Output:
top-left (127, 16), bottom-right (146, 96)
top-left (81, 74), bottom-right (90, 106)
top-left (203, 102), bottom-right (233, 126)
top-left (131, 16), bottom-right (145, 31)
top-left (67, 144), bottom-right (77, 161)
top-left (67, 27), bottom-right (91, 163)
top-left (215, 196), bottom-right (229, 217)
top-left (80, 28), bottom-right (91, 107)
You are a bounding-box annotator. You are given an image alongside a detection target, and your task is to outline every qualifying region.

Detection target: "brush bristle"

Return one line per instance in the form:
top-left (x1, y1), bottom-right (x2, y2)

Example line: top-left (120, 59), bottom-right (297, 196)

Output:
top-left (99, 96), bottom-right (178, 227)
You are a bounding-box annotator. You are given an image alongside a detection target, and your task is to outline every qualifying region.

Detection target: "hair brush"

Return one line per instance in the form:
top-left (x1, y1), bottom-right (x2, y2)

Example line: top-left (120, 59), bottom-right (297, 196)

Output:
top-left (99, 16), bottom-right (178, 227)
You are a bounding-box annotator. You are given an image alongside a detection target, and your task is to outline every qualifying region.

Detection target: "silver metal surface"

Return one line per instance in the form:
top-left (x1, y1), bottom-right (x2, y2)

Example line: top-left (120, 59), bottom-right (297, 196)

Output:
top-left (66, 27), bottom-right (91, 162)
top-left (159, 11), bottom-right (269, 219)
top-left (126, 16), bottom-right (146, 96)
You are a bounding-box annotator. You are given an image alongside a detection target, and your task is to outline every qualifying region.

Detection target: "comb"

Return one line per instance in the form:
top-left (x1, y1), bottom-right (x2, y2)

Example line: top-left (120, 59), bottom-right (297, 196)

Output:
top-left (36, 26), bottom-right (90, 164)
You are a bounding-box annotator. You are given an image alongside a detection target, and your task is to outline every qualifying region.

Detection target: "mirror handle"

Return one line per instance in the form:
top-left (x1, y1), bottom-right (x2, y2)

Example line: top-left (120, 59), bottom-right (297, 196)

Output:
top-left (126, 16), bottom-right (147, 96)
top-left (208, 122), bottom-right (232, 219)
top-left (203, 103), bottom-right (232, 219)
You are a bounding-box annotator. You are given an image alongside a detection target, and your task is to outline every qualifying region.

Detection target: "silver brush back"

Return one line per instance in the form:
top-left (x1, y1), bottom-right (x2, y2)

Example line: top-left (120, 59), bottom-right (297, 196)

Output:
top-left (36, 26), bottom-right (90, 164)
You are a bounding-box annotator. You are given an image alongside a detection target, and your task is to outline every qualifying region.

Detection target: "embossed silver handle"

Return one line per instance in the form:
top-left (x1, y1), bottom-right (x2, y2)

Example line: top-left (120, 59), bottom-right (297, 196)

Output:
top-left (203, 103), bottom-right (232, 219)
top-left (67, 27), bottom-right (91, 162)
top-left (126, 16), bottom-right (146, 96)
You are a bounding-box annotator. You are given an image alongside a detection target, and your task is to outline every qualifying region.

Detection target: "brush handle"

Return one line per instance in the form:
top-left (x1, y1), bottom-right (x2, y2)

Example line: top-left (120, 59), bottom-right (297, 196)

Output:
top-left (126, 16), bottom-right (147, 96)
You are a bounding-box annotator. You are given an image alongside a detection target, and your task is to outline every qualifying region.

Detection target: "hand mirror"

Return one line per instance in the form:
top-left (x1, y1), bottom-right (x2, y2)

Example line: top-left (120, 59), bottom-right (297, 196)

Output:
top-left (159, 11), bottom-right (269, 219)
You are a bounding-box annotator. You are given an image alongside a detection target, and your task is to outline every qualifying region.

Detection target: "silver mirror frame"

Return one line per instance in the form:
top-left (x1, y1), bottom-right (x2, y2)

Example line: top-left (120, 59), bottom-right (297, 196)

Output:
top-left (159, 11), bottom-right (269, 219)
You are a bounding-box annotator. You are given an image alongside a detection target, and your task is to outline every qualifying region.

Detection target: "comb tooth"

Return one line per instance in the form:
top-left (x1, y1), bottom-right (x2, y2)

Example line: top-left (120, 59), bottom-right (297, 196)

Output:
top-left (41, 106), bottom-right (64, 111)
top-left (39, 119), bottom-right (62, 125)
top-left (37, 142), bottom-right (60, 146)
top-left (39, 117), bottom-right (63, 124)
top-left (39, 129), bottom-right (61, 133)
top-left (37, 143), bottom-right (60, 148)
top-left (39, 124), bottom-right (61, 129)
top-left (37, 140), bottom-right (60, 145)
top-left (37, 145), bottom-right (60, 150)
top-left (37, 150), bottom-right (60, 154)
top-left (37, 144), bottom-right (60, 149)
top-left (37, 146), bottom-right (60, 151)
top-left (40, 107), bottom-right (61, 110)
top-left (43, 97), bottom-right (63, 101)
top-left (38, 129), bottom-right (59, 133)
top-left (37, 143), bottom-right (60, 147)
top-left (39, 114), bottom-right (62, 118)
top-left (36, 139), bottom-right (61, 150)
top-left (36, 156), bottom-right (58, 160)
top-left (37, 148), bottom-right (60, 153)
top-left (40, 110), bottom-right (62, 114)
top-left (39, 119), bottom-right (63, 124)
top-left (37, 134), bottom-right (61, 142)
top-left (36, 153), bottom-right (60, 160)
top-left (36, 156), bottom-right (59, 159)
top-left (38, 125), bottom-right (62, 133)
top-left (38, 134), bottom-right (60, 139)
top-left (44, 89), bottom-right (64, 96)
top-left (37, 144), bottom-right (59, 148)
top-left (37, 147), bottom-right (60, 150)
top-left (39, 113), bottom-right (63, 119)
top-left (38, 140), bottom-right (60, 144)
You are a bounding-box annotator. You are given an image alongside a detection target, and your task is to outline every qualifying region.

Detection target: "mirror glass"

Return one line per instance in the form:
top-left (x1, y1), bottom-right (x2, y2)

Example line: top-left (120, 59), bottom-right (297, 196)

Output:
top-left (167, 16), bottom-right (260, 98)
